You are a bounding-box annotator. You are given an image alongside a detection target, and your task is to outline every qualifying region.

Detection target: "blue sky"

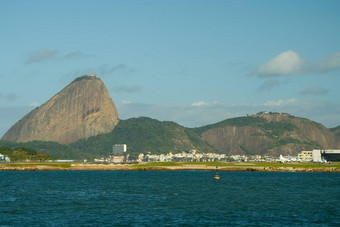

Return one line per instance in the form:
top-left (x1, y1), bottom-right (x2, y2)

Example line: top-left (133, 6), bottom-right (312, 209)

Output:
top-left (1, 0), bottom-right (340, 137)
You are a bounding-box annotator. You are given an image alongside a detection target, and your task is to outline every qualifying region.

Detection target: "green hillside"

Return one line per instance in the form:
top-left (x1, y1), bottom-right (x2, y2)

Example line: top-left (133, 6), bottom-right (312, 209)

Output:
top-left (0, 140), bottom-right (83, 159)
top-left (70, 117), bottom-right (216, 159)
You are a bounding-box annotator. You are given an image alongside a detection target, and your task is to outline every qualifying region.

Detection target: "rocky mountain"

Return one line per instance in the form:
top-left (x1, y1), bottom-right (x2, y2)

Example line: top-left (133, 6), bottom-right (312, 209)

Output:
top-left (194, 112), bottom-right (337, 156)
top-left (1, 75), bottom-right (119, 144)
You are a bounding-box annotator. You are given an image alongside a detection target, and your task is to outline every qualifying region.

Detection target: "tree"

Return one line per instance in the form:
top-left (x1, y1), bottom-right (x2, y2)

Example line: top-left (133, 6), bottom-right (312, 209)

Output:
top-left (10, 150), bottom-right (29, 161)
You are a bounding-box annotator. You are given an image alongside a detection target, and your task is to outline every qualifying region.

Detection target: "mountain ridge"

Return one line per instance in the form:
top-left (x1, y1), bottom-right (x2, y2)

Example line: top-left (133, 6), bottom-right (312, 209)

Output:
top-left (1, 114), bottom-right (339, 160)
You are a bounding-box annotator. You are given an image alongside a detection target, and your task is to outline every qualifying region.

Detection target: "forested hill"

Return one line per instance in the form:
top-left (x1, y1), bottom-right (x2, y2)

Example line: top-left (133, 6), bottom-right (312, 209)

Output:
top-left (194, 112), bottom-right (337, 156)
top-left (70, 117), bottom-right (216, 159)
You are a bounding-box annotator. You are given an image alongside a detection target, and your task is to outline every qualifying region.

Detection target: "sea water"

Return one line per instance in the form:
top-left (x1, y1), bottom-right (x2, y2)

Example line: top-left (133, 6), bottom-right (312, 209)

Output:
top-left (0, 171), bottom-right (339, 226)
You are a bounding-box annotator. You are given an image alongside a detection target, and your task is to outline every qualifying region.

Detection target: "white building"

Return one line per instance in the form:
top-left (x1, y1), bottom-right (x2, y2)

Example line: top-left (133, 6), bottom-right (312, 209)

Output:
top-left (110, 156), bottom-right (125, 163)
top-left (113, 144), bottom-right (127, 155)
top-left (0, 153), bottom-right (10, 162)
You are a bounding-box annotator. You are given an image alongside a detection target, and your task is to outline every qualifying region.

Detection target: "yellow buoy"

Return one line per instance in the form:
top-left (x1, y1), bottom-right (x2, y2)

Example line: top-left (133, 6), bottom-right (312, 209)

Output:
top-left (214, 166), bottom-right (220, 180)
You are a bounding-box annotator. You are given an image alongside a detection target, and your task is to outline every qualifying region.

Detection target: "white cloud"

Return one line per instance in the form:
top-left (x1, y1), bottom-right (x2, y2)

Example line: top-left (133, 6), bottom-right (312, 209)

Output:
top-left (191, 101), bottom-right (209, 107)
top-left (264, 98), bottom-right (297, 106)
top-left (306, 52), bottom-right (340, 73)
top-left (122, 100), bottom-right (131, 105)
top-left (255, 51), bottom-right (340, 77)
top-left (29, 101), bottom-right (40, 107)
top-left (255, 50), bottom-right (304, 77)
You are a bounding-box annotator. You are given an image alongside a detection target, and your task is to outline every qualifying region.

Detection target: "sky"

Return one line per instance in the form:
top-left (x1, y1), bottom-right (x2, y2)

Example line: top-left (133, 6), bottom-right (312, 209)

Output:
top-left (1, 0), bottom-right (340, 137)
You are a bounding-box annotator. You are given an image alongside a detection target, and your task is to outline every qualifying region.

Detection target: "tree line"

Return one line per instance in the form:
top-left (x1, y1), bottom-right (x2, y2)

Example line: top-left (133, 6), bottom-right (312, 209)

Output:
top-left (0, 146), bottom-right (51, 162)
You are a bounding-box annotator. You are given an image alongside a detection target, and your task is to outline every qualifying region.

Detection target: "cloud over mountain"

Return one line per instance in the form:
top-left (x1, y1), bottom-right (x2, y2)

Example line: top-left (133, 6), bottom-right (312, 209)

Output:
top-left (255, 51), bottom-right (340, 77)
top-left (255, 50), bottom-right (304, 77)
top-left (306, 52), bottom-right (340, 73)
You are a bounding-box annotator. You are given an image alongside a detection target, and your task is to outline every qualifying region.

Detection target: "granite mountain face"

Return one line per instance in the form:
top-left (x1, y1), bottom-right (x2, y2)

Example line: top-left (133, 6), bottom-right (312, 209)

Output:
top-left (2, 75), bottom-right (119, 144)
top-left (196, 112), bottom-right (337, 156)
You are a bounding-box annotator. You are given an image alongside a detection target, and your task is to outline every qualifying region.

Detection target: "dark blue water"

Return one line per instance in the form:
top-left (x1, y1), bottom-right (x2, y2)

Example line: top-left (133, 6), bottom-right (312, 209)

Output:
top-left (0, 171), bottom-right (339, 226)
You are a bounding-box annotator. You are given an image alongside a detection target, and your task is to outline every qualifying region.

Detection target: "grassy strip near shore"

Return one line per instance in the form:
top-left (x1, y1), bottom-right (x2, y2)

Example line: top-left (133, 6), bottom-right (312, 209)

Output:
top-left (1, 163), bottom-right (73, 168)
top-left (131, 161), bottom-right (340, 169)
top-left (131, 162), bottom-right (182, 168)
top-left (249, 162), bottom-right (340, 168)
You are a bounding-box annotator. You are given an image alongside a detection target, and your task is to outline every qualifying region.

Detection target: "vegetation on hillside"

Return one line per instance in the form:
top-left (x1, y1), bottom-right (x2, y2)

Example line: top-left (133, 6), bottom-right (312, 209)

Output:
top-left (72, 75), bottom-right (100, 83)
top-left (0, 140), bottom-right (84, 159)
top-left (0, 146), bottom-right (51, 161)
top-left (70, 117), bottom-right (216, 159)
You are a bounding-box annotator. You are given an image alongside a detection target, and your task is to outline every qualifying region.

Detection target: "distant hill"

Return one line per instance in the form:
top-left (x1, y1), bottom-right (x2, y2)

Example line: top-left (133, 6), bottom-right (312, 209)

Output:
top-left (70, 117), bottom-right (216, 159)
top-left (194, 112), bottom-right (337, 156)
top-left (1, 75), bottom-right (119, 144)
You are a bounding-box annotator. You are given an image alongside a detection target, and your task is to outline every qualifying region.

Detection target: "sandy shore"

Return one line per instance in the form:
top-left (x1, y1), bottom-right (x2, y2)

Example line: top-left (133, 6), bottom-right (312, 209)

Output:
top-left (0, 163), bottom-right (339, 172)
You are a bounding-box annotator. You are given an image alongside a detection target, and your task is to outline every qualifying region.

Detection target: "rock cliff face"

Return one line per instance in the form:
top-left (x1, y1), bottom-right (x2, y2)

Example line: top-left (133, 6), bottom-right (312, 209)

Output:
top-left (198, 113), bottom-right (337, 156)
top-left (2, 75), bottom-right (119, 144)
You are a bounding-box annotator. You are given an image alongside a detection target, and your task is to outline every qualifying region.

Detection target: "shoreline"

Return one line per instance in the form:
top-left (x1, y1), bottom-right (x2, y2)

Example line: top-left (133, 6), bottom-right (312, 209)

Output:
top-left (0, 163), bottom-right (339, 173)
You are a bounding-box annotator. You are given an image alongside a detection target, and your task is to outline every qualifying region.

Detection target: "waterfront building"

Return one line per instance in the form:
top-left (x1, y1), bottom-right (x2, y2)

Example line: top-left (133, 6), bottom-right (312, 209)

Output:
top-left (110, 156), bottom-right (125, 163)
top-left (0, 153), bottom-right (10, 162)
top-left (321, 149), bottom-right (340, 162)
top-left (298, 151), bottom-right (313, 161)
